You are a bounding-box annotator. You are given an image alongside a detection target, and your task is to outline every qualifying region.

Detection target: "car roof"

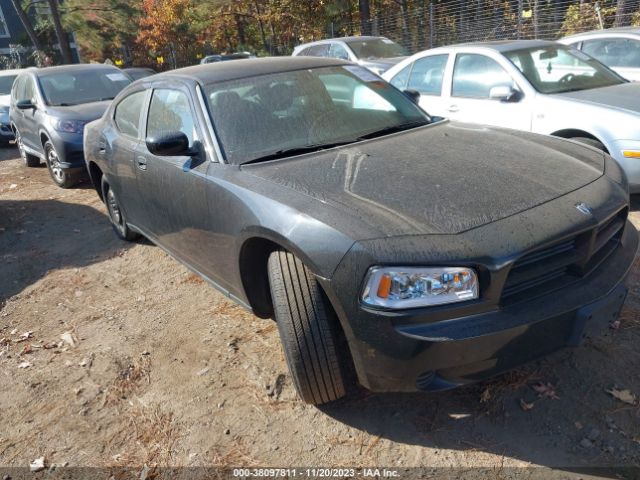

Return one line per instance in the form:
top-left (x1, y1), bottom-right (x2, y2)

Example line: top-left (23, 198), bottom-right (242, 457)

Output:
top-left (157, 56), bottom-right (351, 84)
top-left (297, 36), bottom-right (391, 47)
top-left (32, 63), bottom-right (122, 77)
top-left (0, 69), bottom-right (23, 76)
top-left (563, 26), bottom-right (640, 40)
top-left (440, 39), bottom-right (561, 53)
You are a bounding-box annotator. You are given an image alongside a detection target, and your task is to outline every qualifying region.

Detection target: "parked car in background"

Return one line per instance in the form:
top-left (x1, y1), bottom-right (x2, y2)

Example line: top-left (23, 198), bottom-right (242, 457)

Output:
top-left (384, 40), bottom-right (640, 193)
top-left (292, 36), bottom-right (407, 74)
top-left (84, 57), bottom-right (636, 405)
top-left (200, 53), bottom-right (254, 64)
top-left (10, 64), bottom-right (131, 188)
top-left (0, 69), bottom-right (20, 145)
top-left (560, 27), bottom-right (640, 81)
top-left (123, 67), bottom-right (156, 81)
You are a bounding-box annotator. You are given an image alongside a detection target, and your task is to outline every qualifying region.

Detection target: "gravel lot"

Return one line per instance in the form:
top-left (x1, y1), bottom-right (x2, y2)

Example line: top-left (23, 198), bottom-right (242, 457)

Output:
top-left (1, 146), bottom-right (639, 479)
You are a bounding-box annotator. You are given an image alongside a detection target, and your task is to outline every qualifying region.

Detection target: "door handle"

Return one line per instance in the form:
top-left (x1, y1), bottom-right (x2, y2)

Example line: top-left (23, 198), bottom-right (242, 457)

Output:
top-left (448, 105), bottom-right (459, 113)
top-left (98, 141), bottom-right (106, 154)
top-left (136, 156), bottom-right (147, 171)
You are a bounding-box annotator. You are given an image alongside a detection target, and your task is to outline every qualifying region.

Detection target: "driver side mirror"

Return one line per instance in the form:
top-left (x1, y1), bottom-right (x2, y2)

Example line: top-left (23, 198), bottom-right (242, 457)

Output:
top-left (146, 131), bottom-right (192, 157)
top-left (403, 89), bottom-right (421, 105)
top-left (16, 99), bottom-right (36, 110)
top-left (489, 86), bottom-right (522, 102)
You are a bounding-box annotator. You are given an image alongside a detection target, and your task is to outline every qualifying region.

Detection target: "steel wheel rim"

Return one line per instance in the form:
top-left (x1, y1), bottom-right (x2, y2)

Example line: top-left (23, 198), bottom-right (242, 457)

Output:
top-left (107, 189), bottom-right (123, 227)
top-left (47, 148), bottom-right (63, 182)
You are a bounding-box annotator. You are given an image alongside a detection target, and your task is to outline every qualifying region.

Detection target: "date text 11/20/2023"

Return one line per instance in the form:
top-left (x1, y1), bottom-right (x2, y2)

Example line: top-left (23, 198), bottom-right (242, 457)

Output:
top-left (232, 468), bottom-right (401, 478)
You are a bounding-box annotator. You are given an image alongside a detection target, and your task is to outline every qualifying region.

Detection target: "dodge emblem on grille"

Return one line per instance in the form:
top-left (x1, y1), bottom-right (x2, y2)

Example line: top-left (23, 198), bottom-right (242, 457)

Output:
top-left (575, 202), bottom-right (593, 215)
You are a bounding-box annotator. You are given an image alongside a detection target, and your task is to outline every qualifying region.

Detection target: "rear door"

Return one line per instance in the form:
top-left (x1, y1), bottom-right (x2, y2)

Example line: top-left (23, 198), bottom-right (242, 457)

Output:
top-left (107, 89), bottom-right (148, 223)
top-left (14, 75), bottom-right (40, 152)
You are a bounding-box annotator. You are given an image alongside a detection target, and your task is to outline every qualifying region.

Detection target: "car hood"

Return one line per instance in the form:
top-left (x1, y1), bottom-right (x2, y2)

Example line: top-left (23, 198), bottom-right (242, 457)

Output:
top-left (557, 82), bottom-right (640, 114)
top-left (360, 57), bottom-right (407, 71)
top-left (45, 100), bottom-right (112, 122)
top-left (244, 122), bottom-right (604, 237)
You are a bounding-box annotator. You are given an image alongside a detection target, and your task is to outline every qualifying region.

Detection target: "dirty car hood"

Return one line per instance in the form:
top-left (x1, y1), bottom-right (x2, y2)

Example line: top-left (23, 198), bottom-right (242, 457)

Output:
top-left (245, 122), bottom-right (604, 237)
top-left (45, 100), bottom-right (112, 122)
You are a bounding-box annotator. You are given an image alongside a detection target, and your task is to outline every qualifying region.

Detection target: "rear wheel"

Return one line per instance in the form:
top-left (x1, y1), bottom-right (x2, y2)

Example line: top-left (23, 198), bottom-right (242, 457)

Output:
top-left (101, 177), bottom-right (140, 242)
top-left (45, 140), bottom-right (75, 188)
top-left (571, 136), bottom-right (606, 152)
top-left (267, 250), bottom-right (347, 405)
top-left (15, 128), bottom-right (40, 167)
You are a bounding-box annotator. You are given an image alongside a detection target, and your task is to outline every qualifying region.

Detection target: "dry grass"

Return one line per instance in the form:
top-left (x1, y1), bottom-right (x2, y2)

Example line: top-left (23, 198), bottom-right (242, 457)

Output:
top-left (103, 356), bottom-right (151, 406)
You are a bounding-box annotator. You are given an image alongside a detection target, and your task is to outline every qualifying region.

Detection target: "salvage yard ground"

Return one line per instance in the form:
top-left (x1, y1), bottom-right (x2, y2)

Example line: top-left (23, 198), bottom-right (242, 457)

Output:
top-left (1, 146), bottom-right (639, 478)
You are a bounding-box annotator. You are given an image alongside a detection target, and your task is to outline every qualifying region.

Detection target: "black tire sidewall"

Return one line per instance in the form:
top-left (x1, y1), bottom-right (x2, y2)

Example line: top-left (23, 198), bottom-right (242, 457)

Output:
top-left (44, 141), bottom-right (73, 188)
top-left (101, 177), bottom-right (136, 241)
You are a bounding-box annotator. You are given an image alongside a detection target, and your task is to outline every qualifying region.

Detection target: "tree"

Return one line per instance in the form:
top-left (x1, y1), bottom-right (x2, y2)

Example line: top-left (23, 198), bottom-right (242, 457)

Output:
top-left (47, 0), bottom-right (73, 63)
top-left (359, 0), bottom-right (371, 35)
top-left (9, 0), bottom-right (43, 51)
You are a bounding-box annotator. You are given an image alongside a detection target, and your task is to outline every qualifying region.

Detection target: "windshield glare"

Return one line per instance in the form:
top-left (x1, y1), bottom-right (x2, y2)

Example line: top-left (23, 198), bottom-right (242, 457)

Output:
top-left (204, 65), bottom-right (429, 164)
top-left (349, 39), bottom-right (406, 59)
top-left (39, 70), bottom-right (131, 106)
top-left (505, 46), bottom-right (625, 94)
top-left (0, 75), bottom-right (17, 95)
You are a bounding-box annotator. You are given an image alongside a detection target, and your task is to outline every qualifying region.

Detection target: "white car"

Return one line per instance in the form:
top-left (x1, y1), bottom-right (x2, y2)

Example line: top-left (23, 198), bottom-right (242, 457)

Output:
top-left (383, 40), bottom-right (640, 193)
top-left (559, 27), bottom-right (640, 81)
top-left (0, 68), bottom-right (20, 145)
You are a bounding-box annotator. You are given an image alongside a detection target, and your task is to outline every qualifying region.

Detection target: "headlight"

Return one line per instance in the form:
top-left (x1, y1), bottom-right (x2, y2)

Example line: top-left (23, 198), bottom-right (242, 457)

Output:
top-left (361, 266), bottom-right (479, 309)
top-left (53, 119), bottom-right (87, 134)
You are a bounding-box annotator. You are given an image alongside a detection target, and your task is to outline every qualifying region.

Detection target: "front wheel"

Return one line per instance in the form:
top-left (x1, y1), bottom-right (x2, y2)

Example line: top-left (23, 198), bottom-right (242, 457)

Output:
top-left (267, 250), bottom-right (347, 405)
top-left (44, 141), bottom-right (75, 188)
top-left (101, 177), bottom-right (140, 242)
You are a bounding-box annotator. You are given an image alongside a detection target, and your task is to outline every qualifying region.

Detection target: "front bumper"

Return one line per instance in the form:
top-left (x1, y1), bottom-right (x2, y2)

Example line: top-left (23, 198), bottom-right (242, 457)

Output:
top-left (323, 178), bottom-right (638, 392)
top-left (49, 131), bottom-right (87, 170)
top-left (611, 140), bottom-right (640, 194)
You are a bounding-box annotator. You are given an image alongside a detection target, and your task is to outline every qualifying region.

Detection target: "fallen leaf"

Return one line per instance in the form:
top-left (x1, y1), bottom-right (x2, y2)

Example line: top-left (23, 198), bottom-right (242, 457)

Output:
top-left (448, 413), bottom-right (472, 420)
top-left (480, 388), bottom-right (491, 403)
top-left (519, 398), bottom-right (535, 411)
top-left (20, 344), bottom-right (33, 355)
top-left (29, 457), bottom-right (45, 472)
top-left (18, 361), bottom-right (32, 369)
top-left (9, 184), bottom-right (17, 189)
top-left (10, 328), bottom-right (18, 335)
top-left (606, 387), bottom-right (638, 405)
top-left (60, 332), bottom-right (76, 347)
top-left (533, 382), bottom-right (560, 400)
top-left (610, 320), bottom-right (621, 330)
top-left (575, 421), bottom-right (583, 430)
top-left (16, 331), bottom-right (33, 343)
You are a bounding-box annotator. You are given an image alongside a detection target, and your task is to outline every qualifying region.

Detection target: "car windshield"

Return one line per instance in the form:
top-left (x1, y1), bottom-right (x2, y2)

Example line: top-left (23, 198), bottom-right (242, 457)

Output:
top-left (204, 65), bottom-right (430, 164)
top-left (39, 69), bottom-right (132, 106)
top-left (0, 75), bottom-right (17, 95)
top-left (348, 39), bottom-right (406, 59)
top-left (504, 46), bottom-right (625, 94)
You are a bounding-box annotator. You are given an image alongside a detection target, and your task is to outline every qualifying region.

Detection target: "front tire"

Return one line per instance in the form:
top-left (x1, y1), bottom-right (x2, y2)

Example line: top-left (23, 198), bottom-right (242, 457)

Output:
top-left (267, 250), bottom-right (347, 405)
top-left (44, 140), bottom-right (75, 188)
top-left (15, 128), bottom-right (40, 167)
top-left (101, 177), bottom-right (139, 242)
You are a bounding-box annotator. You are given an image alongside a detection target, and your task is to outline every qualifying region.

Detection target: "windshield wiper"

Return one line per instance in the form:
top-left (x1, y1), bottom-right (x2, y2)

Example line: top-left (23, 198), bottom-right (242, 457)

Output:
top-left (356, 120), bottom-right (430, 140)
top-left (242, 140), bottom-right (358, 165)
top-left (100, 97), bottom-right (115, 101)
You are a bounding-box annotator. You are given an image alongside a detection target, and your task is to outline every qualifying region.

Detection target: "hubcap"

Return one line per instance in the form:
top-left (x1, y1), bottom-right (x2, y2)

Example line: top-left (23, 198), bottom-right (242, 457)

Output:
top-left (107, 189), bottom-right (123, 227)
top-left (47, 148), bottom-right (64, 182)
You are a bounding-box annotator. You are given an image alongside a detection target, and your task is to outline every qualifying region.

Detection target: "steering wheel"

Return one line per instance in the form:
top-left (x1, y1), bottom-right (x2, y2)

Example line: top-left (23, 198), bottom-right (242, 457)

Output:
top-left (559, 73), bottom-right (575, 84)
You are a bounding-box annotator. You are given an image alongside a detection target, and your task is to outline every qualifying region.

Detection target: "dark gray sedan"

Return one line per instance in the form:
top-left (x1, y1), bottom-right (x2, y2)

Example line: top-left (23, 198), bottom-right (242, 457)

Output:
top-left (84, 57), bottom-right (637, 405)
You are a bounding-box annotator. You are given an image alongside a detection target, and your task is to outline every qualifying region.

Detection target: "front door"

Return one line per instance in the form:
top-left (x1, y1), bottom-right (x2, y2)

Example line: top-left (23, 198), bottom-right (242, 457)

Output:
top-left (134, 86), bottom-right (214, 271)
top-left (446, 53), bottom-right (532, 131)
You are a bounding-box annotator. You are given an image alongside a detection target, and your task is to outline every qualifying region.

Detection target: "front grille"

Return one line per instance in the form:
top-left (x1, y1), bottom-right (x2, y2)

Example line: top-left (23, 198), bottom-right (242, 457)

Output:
top-left (501, 208), bottom-right (627, 303)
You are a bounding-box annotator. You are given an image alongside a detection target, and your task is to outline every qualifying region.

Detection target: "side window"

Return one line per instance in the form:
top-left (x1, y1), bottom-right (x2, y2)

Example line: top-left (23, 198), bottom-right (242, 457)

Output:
top-left (582, 38), bottom-right (640, 68)
top-left (296, 47), bottom-right (310, 57)
top-left (23, 77), bottom-right (35, 103)
top-left (114, 91), bottom-right (146, 138)
top-left (307, 44), bottom-right (329, 57)
top-left (452, 53), bottom-right (513, 98)
top-left (329, 43), bottom-right (350, 61)
top-left (12, 76), bottom-right (24, 100)
top-left (147, 89), bottom-right (196, 147)
top-left (390, 64), bottom-right (411, 90)
top-left (407, 54), bottom-right (448, 95)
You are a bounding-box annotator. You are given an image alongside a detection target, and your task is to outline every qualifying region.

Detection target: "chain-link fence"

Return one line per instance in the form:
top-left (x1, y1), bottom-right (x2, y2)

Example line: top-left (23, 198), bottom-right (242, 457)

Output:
top-left (327, 0), bottom-right (640, 55)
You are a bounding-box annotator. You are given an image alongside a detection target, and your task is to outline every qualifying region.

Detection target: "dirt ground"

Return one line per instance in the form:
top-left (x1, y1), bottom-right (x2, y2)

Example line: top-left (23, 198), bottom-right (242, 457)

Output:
top-left (1, 145), bottom-right (640, 479)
